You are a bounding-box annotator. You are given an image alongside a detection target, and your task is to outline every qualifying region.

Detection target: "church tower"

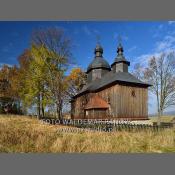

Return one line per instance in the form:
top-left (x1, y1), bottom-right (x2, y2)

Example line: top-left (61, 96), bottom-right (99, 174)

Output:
top-left (87, 44), bottom-right (111, 83)
top-left (111, 42), bottom-right (130, 73)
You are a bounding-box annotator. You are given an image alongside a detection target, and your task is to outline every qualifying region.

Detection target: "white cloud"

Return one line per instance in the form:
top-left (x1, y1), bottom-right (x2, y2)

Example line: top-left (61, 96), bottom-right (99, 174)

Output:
top-left (0, 63), bottom-right (12, 69)
top-left (133, 26), bottom-right (175, 114)
top-left (155, 35), bottom-right (175, 52)
top-left (128, 46), bottom-right (137, 52)
top-left (168, 21), bottom-right (175, 25)
top-left (152, 24), bottom-right (165, 38)
top-left (135, 34), bottom-right (175, 67)
top-left (82, 26), bottom-right (100, 36)
top-left (82, 26), bottom-right (91, 36)
top-left (133, 53), bottom-right (154, 66)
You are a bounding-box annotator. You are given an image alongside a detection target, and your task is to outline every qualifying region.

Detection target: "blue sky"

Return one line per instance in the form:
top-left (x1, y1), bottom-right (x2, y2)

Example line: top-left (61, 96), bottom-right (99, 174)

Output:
top-left (0, 21), bottom-right (175, 114)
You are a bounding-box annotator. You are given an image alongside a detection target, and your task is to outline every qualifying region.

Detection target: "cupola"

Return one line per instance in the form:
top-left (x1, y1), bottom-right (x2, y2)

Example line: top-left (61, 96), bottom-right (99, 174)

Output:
top-left (111, 42), bottom-right (130, 73)
top-left (87, 44), bottom-right (111, 83)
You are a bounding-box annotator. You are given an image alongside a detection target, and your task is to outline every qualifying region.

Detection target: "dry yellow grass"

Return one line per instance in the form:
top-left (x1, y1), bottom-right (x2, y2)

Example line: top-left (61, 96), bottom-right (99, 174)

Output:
top-left (149, 116), bottom-right (175, 123)
top-left (0, 115), bottom-right (174, 153)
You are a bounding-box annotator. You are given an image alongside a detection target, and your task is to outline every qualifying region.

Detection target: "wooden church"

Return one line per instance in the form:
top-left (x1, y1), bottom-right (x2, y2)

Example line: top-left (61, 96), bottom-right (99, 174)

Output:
top-left (71, 42), bottom-right (151, 120)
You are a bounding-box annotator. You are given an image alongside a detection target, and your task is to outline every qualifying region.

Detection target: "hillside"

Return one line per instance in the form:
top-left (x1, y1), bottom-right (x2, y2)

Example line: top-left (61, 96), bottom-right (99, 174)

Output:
top-left (0, 115), bottom-right (174, 153)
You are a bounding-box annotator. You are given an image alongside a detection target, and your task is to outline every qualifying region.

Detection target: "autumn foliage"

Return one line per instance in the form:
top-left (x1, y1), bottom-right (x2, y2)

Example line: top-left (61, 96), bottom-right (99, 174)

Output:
top-left (0, 27), bottom-right (86, 117)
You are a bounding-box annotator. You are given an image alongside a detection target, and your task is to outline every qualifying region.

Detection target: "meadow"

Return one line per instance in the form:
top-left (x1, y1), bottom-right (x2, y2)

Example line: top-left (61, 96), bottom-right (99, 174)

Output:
top-left (0, 115), bottom-right (174, 153)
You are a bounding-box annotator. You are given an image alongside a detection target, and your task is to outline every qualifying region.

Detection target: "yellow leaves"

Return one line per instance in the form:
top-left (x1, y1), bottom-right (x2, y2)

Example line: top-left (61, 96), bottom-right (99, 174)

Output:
top-left (65, 67), bottom-right (87, 96)
top-left (66, 68), bottom-right (83, 81)
top-left (31, 45), bottom-right (47, 67)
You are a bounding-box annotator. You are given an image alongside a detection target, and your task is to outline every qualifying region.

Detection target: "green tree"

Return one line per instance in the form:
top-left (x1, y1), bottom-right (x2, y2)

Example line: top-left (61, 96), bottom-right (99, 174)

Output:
top-left (30, 27), bottom-right (72, 120)
top-left (17, 49), bottom-right (32, 114)
top-left (23, 45), bottom-right (52, 118)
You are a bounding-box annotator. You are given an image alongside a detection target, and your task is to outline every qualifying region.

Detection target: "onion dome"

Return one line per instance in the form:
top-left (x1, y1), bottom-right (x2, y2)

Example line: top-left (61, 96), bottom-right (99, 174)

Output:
top-left (87, 44), bottom-right (111, 73)
top-left (111, 43), bottom-right (130, 67)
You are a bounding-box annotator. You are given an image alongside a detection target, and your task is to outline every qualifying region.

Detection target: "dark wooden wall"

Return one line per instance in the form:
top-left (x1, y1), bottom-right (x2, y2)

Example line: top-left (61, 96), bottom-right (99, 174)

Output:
top-left (71, 84), bottom-right (148, 120)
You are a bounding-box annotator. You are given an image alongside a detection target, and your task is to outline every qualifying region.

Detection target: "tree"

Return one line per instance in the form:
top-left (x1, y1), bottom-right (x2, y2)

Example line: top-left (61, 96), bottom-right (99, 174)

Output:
top-left (17, 49), bottom-right (32, 114)
top-left (29, 45), bottom-right (55, 118)
top-left (132, 63), bottom-right (145, 80)
top-left (16, 48), bottom-right (49, 117)
top-left (0, 65), bottom-right (11, 97)
top-left (0, 27), bottom-right (74, 118)
top-left (65, 67), bottom-right (87, 97)
top-left (60, 68), bottom-right (87, 114)
top-left (136, 52), bottom-right (175, 125)
top-left (0, 65), bottom-right (21, 114)
top-left (30, 27), bottom-right (72, 120)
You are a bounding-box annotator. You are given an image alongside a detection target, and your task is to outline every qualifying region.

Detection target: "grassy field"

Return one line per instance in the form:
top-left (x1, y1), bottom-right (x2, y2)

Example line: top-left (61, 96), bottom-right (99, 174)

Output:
top-left (0, 115), bottom-right (174, 153)
top-left (149, 116), bottom-right (175, 123)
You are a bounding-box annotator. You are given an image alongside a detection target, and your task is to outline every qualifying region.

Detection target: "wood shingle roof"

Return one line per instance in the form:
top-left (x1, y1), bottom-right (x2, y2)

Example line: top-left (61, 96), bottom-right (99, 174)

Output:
top-left (84, 95), bottom-right (109, 109)
top-left (74, 71), bottom-right (151, 98)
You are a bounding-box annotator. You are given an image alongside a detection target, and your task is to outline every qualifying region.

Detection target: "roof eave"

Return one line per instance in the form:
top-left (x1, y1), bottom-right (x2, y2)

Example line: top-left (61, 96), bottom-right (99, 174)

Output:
top-left (84, 107), bottom-right (109, 110)
top-left (86, 67), bottom-right (111, 73)
top-left (72, 80), bottom-right (151, 100)
top-left (111, 60), bottom-right (130, 67)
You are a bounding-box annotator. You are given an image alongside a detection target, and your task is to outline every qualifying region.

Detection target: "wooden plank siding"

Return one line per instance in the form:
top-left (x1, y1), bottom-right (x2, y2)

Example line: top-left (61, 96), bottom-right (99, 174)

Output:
top-left (71, 84), bottom-right (148, 120)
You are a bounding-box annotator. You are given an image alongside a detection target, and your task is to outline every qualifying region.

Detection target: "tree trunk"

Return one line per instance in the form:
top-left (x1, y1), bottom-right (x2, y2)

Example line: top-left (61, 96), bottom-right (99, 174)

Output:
top-left (41, 104), bottom-right (45, 118)
top-left (56, 100), bottom-right (63, 123)
top-left (156, 88), bottom-right (161, 126)
top-left (41, 93), bottom-right (45, 118)
top-left (37, 95), bottom-right (41, 119)
top-left (56, 104), bottom-right (61, 119)
top-left (157, 110), bottom-right (161, 126)
top-left (157, 109), bottom-right (163, 126)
